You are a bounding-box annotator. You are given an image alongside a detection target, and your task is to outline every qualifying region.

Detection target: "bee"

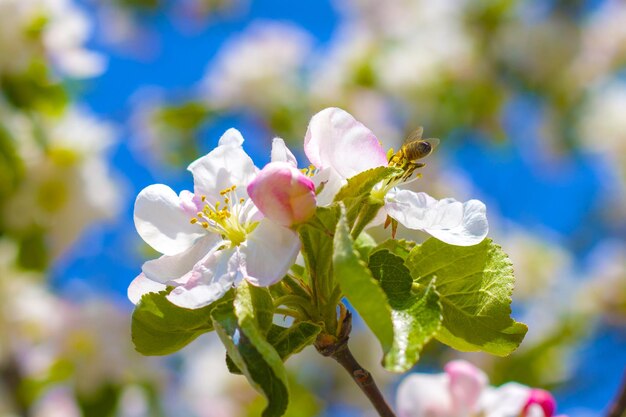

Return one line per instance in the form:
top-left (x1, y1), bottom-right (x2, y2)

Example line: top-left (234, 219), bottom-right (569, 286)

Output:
top-left (388, 127), bottom-right (439, 178)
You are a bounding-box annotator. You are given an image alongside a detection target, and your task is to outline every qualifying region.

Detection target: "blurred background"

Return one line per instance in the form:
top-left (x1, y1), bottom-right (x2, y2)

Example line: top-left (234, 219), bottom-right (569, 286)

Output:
top-left (0, 0), bottom-right (625, 416)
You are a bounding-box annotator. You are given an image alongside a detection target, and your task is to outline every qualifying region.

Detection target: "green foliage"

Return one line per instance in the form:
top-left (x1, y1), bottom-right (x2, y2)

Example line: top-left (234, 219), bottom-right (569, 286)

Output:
top-left (297, 205), bottom-right (341, 327)
top-left (76, 384), bottom-right (120, 417)
top-left (333, 166), bottom-right (400, 237)
top-left (115, 0), bottom-right (161, 10)
top-left (489, 316), bottom-right (585, 388)
top-left (17, 228), bottom-right (49, 271)
top-left (246, 374), bottom-right (321, 417)
top-left (372, 239), bottom-right (416, 260)
top-left (156, 101), bottom-right (211, 131)
top-left (131, 290), bottom-right (233, 356)
top-left (333, 205), bottom-right (394, 356)
top-left (369, 249), bottom-right (442, 372)
top-left (213, 282), bottom-right (289, 417)
top-left (0, 125), bottom-right (23, 201)
top-left (267, 322), bottom-right (322, 361)
top-left (353, 231), bottom-right (377, 260)
top-left (1, 62), bottom-right (68, 114)
top-left (406, 238), bottom-right (527, 356)
top-left (234, 283), bottom-right (274, 335)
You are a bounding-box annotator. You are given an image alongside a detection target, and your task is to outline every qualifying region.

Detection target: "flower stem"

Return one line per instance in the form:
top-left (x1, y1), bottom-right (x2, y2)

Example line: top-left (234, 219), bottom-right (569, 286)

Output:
top-left (607, 370), bottom-right (626, 417)
top-left (315, 310), bottom-right (397, 417)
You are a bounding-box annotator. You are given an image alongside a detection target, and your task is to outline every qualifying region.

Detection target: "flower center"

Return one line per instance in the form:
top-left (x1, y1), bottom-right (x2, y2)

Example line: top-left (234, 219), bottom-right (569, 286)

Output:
top-left (189, 185), bottom-right (258, 247)
top-left (299, 164), bottom-right (317, 177)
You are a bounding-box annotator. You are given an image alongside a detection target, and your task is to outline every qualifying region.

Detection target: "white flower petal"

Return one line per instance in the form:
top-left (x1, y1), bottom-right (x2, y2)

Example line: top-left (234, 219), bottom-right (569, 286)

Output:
top-left (304, 107), bottom-right (388, 179)
top-left (385, 190), bottom-right (488, 246)
top-left (242, 219), bottom-right (300, 287)
top-left (166, 247), bottom-right (245, 309)
top-left (480, 383), bottom-right (531, 417)
top-left (526, 404), bottom-right (547, 417)
top-left (141, 235), bottom-right (220, 284)
top-left (426, 199), bottom-right (488, 246)
top-left (218, 128), bottom-right (244, 147)
top-left (127, 274), bottom-right (167, 305)
top-left (134, 184), bottom-right (205, 256)
top-left (396, 374), bottom-right (453, 417)
top-left (187, 128), bottom-right (258, 201)
top-left (271, 137), bottom-right (298, 167)
top-left (311, 167), bottom-right (345, 206)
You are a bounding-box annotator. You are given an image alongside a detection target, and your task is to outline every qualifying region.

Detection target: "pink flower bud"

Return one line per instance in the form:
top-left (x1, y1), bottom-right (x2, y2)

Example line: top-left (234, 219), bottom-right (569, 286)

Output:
top-left (444, 360), bottom-right (488, 414)
top-left (247, 162), bottom-right (316, 227)
top-left (523, 389), bottom-right (557, 417)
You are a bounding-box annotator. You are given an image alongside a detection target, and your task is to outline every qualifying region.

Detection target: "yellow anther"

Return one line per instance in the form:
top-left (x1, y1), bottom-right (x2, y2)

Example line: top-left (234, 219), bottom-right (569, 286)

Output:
top-left (197, 212), bottom-right (204, 218)
top-left (239, 198), bottom-right (245, 204)
top-left (201, 222), bottom-right (209, 228)
top-left (224, 197), bottom-right (230, 204)
top-left (215, 201), bottom-right (220, 208)
top-left (190, 218), bottom-right (198, 224)
top-left (201, 195), bottom-right (206, 202)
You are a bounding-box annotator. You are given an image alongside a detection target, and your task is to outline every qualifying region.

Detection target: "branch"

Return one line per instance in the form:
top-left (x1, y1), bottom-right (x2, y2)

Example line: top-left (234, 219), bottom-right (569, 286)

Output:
top-left (0, 357), bottom-right (31, 417)
top-left (607, 370), bottom-right (626, 417)
top-left (315, 310), bottom-right (397, 417)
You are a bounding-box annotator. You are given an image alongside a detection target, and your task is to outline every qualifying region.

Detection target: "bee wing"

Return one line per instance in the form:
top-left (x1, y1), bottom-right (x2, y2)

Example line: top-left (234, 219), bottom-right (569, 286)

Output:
top-left (404, 127), bottom-right (424, 143)
top-left (425, 137), bottom-right (440, 150)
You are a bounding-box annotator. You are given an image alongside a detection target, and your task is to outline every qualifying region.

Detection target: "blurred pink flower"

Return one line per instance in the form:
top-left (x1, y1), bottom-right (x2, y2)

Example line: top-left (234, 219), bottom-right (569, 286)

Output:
top-left (396, 360), bottom-right (561, 417)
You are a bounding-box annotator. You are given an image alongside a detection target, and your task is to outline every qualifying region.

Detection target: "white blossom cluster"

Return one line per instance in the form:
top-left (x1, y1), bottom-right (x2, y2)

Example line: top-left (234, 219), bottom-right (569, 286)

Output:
top-left (0, 0), bottom-right (105, 78)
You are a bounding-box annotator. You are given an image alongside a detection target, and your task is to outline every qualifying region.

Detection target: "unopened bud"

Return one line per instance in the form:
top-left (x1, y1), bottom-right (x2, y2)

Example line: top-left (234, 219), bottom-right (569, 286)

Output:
top-left (523, 389), bottom-right (557, 417)
top-left (247, 162), bottom-right (317, 227)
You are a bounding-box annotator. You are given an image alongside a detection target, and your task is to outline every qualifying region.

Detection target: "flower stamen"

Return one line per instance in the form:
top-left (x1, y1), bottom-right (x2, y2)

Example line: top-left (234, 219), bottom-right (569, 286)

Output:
top-left (188, 185), bottom-right (258, 246)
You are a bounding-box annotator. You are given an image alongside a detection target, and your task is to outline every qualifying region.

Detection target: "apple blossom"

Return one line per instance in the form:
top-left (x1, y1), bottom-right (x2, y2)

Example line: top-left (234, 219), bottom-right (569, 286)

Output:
top-left (1, 107), bottom-right (121, 258)
top-left (0, 0), bottom-right (105, 77)
top-left (396, 360), bottom-right (560, 417)
top-left (248, 139), bottom-right (317, 227)
top-left (129, 129), bottom-right (300, 309)
top-left (202, 22), bottom-right (312, 111)
top-left (304, 107), bottom-right (488, 246)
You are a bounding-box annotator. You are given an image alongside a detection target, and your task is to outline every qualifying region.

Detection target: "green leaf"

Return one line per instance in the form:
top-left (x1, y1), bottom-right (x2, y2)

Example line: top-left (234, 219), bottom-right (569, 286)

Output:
top-left (334, 166), bottom-right (400, 202)
top-left (333, 166), bottom-right (401, 238)
top-left (354, 231), bottom-right (377, 260)
top-left (1, 61), bottom-right (68, 114)
top-left (0, 124), bottom-right (23, 200)
top-left (131, 290), bottom-right (233, 356)
top-left (333, 205), bottom-right (394, 356)
top-left (213, 282), bottom-right (289, 417)
top-left (234, 282), bottom-right (275, 335)
top-left (226, 321), bottom-right (320, 375)
top-left (406, 238), bottom-right (527, 356)
top-left (369, 250), bottom-right (442, 372)
top-left (297, 205), bottom-right (341, 323)
top-left (267, 322), bottom-right (322, 361)
top-left (372, 239), bottom-right (416, 260)
top-left (76, 384), bottom-right (120, 417)
top-left (246, 373), bottom-right (321, 417)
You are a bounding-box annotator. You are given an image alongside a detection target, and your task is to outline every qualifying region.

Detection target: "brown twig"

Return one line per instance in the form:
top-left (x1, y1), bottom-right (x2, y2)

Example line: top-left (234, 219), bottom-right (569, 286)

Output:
top-left (607, 370), bottom-right (626, 417)
top-left (0, 357), bottom-right (31, 417)
top-left (315, 310), bottom-right (397, 417)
